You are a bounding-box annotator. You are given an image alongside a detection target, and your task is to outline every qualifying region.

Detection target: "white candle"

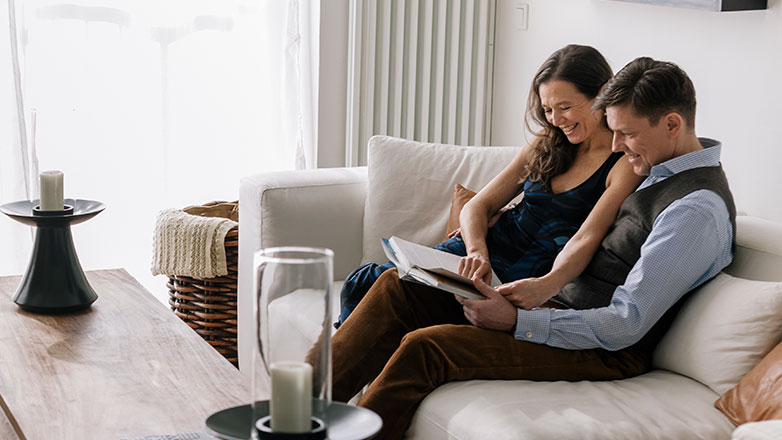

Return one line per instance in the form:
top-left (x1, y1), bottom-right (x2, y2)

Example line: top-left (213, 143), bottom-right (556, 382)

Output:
top-left (270, 361), bottom-right (312, 433)
top-left (39, 170), bottom-right (64, 211)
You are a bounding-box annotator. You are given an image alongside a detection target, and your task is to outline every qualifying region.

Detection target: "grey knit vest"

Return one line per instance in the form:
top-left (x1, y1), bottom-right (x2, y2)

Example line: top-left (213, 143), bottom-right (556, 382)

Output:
top-left (551, 163), bottom-right (736, 352)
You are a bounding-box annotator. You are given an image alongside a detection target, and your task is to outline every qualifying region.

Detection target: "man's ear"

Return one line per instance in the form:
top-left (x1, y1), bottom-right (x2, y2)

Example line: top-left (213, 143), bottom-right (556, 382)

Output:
top-left (663, 112), bottom-right (684, 138)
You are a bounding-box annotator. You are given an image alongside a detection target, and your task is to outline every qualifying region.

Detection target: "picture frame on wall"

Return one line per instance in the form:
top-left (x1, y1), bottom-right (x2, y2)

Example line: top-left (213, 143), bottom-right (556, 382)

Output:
top-left (607, 0), bottom-right (767, 11)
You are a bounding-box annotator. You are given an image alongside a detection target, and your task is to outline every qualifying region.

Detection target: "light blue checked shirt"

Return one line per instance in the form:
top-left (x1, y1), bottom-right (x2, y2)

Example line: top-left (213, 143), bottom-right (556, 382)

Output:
top-left (514, 138), bottom-right (734, 351)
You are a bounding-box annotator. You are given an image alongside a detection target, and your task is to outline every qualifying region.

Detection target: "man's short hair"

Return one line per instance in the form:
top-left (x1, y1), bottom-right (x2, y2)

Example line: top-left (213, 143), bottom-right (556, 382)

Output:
top-left (594, 57), bottom-right (696, 129)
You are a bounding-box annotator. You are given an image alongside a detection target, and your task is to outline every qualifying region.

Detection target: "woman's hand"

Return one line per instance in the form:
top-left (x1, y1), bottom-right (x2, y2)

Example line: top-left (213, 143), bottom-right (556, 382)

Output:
top-left (458, 253), bottom-right (493, 285)
top-left (496, 277), bottom-right (559, 310)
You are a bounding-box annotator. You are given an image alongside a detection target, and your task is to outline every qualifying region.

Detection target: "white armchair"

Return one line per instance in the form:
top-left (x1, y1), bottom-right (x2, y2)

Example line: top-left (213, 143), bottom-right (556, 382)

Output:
top-left (238, 136), bottom-right (782, 439)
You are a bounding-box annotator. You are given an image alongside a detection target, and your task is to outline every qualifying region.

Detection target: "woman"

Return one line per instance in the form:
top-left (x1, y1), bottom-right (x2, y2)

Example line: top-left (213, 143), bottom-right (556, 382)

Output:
top-left (338, 44), bottom-right (642, 325)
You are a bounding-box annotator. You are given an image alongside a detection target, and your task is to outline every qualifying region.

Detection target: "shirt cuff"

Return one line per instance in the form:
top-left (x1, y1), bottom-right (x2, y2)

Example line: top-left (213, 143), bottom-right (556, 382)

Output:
top-left (514, 307), bottom-right (551, 344)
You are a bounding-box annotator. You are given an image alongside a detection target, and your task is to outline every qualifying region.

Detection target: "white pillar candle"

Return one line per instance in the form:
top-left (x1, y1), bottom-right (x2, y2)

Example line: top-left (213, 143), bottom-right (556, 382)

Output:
top-left (270, 361), bottom-right (312, 433)
top-left (39, 170), bottom-right (64, 211)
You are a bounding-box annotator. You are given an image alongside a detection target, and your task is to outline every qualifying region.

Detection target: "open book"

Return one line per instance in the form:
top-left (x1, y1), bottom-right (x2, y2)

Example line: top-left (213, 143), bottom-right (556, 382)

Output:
top-left (381, 236), bottom-right (502, 300)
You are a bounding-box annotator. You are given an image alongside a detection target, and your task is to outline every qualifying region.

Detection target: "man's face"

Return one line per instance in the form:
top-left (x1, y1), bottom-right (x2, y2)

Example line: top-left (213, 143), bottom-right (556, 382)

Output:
top-left (606, 104), bottom-right (676, 176)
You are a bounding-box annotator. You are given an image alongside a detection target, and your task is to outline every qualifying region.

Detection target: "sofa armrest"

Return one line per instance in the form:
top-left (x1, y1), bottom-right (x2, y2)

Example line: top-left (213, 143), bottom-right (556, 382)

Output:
top-left (238, 167), bottom-right (368, 278)
top-left (237, 166), bottom-right (367, 372)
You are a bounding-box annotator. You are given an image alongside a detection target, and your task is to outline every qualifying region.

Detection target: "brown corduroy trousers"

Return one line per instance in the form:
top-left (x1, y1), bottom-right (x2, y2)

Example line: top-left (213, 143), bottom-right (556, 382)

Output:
top-left (331, 269), bottom-right (652, 439)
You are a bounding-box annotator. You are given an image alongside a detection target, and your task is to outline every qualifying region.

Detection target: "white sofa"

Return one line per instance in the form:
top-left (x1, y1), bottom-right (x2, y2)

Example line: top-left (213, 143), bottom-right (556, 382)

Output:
top-left (238, 136), bottom-right (782, 439)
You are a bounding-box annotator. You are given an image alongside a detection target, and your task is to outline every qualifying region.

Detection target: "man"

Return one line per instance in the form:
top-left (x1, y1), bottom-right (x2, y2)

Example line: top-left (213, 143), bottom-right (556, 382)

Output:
top-left (329, 57), bottom-right (736, 439)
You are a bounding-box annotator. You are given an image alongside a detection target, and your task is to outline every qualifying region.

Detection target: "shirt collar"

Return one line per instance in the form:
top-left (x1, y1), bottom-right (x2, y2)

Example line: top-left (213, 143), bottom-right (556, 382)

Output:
top-left (647, 137), bottom-right (722, 179)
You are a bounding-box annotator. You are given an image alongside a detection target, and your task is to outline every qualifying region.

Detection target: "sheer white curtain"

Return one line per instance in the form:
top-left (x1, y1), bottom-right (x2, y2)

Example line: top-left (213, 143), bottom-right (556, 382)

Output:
top-left (0, 0), bottom-right (319, 301)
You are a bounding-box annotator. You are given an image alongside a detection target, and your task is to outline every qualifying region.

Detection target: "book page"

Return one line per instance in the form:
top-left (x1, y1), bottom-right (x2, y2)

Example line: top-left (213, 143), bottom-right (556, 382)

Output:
top-left (381, 237), bottom-right (405, 269)
top-left (389, 237), bottom-right (501, 287)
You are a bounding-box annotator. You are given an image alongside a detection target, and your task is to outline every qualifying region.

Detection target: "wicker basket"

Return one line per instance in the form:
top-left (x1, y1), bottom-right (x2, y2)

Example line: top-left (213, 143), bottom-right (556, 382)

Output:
top-left (165, 201), bottom-right (239, 367)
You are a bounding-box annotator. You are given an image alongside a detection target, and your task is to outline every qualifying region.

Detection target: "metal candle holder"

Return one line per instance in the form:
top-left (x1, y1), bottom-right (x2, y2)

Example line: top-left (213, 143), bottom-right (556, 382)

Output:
top-left (0, 198), bottom-right (105, 314)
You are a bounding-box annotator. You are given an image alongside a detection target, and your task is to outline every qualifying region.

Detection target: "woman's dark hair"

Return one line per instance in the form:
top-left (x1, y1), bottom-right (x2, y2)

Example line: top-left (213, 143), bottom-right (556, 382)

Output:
top-left (594, 57), bottom-right (696, 129)
top-left (523, 44), bottom-right (613, 182)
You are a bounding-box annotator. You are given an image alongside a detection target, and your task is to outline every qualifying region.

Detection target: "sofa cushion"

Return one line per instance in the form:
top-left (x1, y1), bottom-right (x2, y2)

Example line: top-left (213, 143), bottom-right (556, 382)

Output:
top-left (724, 215), bottom-right (782, 282)
top-left (731, 420), bottom-right (782, 440)
top-left (652, 272), bottom-right (782, 395)
top-left (408, 370), bottom-right (733, 440)
top-left (361, 136), bottom-right (520, 264)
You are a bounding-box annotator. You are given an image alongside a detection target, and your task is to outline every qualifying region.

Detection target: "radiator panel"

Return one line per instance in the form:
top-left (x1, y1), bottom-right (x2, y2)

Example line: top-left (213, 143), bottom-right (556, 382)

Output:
top-left (346, 0), bottom-right (496, 166)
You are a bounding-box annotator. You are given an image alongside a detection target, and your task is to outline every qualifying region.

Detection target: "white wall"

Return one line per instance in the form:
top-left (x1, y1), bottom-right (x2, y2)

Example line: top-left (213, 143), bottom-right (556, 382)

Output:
top-left (492, 0), bottom-right (782, 222)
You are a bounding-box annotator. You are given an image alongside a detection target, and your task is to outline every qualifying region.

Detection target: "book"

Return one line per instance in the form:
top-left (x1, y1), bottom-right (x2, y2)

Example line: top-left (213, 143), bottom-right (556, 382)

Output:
top-left (381, 236), bottom-right (502, 300)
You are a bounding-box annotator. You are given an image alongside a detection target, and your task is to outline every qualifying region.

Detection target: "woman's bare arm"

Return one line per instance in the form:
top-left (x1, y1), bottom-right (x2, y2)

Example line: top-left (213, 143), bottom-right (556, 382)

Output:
top-left (457, 143), bottom-right (532, 283)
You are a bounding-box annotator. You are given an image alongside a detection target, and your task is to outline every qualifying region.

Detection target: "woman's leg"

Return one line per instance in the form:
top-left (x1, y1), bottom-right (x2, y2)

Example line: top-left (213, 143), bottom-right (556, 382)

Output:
top-left (433, 236), bottom-right (467, 256)
top-left (338, 236), bottom-right (466, 327)
top-left (337, 261), bottom-right (396, 326)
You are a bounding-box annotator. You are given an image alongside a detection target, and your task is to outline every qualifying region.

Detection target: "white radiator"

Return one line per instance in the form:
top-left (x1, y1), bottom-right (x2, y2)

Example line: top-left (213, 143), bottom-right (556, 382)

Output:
top-left (346, 0), bottom-right (497, 166)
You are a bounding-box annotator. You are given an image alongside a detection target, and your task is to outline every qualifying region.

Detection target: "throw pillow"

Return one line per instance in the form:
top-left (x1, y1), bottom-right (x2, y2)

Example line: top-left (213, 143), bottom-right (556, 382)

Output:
top-left (444, 184), bottom-right (477, 240)
top-left (714, 341), bottom-right (782, 425)
top-left (361, 135), bottom-right (519, 264)
top-left (652, 272), bottom-right (782, 396)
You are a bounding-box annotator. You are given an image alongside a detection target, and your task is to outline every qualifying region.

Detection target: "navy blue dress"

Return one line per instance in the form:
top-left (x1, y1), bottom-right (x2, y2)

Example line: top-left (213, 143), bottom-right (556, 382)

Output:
top-left (337, 152), bottom-right (624, 326)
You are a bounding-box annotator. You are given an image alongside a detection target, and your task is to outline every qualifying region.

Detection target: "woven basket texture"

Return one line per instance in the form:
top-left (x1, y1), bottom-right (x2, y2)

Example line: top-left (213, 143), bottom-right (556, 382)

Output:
top-left (165, 201), bottom-right (239, 367)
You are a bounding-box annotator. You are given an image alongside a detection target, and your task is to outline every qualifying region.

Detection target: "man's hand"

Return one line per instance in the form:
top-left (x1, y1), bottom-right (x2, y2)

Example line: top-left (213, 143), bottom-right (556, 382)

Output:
top-left (454, 278), bottom-right (517, 332)
top-left (497, 277), bottom-right (559, 310)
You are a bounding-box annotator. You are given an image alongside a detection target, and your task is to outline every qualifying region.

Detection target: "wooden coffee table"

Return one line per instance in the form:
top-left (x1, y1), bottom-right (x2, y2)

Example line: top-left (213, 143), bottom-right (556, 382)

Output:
top-left (0, 269), bottom-right (262, 439)
top-left (0, 409), bottom-right (19, 440)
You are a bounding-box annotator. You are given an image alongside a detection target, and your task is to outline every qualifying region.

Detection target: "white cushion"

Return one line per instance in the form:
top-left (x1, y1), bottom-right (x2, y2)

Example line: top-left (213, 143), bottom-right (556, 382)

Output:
top-left (725, 216), bottom-right (782, 282)
top-left (361, 135), bottom-right (520, 264)
top-left (408, 370), bottom-right (733, 440)
top-left (653, 272), bottom-right (782, 395)
top-left (732, 420), bottom-right (782, 440)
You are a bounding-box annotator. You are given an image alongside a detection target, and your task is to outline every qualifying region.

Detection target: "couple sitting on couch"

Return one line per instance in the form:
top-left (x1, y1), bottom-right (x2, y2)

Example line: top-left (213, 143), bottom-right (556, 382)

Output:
top-left (330, 44), bottom-right (736, 439)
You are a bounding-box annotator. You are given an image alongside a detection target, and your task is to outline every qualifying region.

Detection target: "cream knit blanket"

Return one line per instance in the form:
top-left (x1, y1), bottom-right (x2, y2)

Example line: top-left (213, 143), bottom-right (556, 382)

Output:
top-left (151, 209), bottom-right (238, 279)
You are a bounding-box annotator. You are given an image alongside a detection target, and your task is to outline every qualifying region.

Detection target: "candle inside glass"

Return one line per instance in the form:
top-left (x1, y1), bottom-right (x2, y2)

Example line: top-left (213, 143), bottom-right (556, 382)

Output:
top-left (270, 361), bottom-right (313, 433)
top-left (39, 170), bottom-right (64, 211)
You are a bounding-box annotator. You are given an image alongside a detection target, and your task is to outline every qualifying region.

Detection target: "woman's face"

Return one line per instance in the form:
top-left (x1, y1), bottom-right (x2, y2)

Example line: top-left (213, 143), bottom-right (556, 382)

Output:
top-left (538, 79), bottom-right (604, 145)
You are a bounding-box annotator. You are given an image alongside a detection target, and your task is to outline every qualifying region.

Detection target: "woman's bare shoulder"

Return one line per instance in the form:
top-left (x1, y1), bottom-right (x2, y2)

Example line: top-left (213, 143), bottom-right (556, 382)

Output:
top-left (606, 154), bottom-right (643, 189)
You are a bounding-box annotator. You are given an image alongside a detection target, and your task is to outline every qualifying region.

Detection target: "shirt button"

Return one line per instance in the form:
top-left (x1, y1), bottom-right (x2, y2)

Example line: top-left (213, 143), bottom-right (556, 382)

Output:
top-left (525, 331), bottom-right (533, 339)
top-left (652, 176), bottom-right (659, 181)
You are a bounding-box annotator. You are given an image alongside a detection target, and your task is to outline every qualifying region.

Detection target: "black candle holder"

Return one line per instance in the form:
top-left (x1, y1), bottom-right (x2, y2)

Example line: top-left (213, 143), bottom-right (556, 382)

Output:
top-left (0, 198), bottom-right (105, 314)
top-left (255, 415), bottom-right (327, 439)
top-left (205, 399), bottom-right (382, 440)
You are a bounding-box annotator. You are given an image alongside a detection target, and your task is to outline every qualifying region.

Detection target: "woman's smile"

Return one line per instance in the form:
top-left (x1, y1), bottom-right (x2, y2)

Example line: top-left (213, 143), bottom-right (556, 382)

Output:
top-left (560, 123), bottom-right (578, 136)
